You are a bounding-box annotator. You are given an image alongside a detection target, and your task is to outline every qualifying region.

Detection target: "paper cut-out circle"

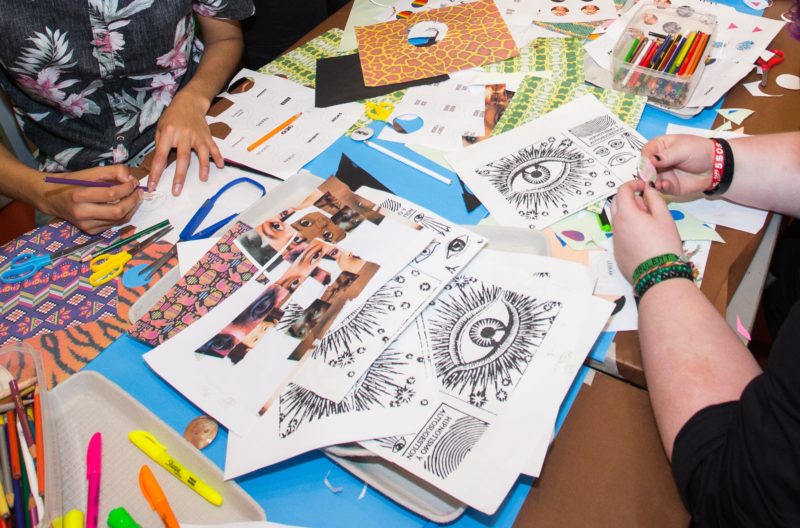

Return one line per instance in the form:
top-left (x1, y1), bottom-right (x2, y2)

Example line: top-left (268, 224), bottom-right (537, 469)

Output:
top-left (561, 230), bottom-right (585, 241)
top-left (581, 4), bottom-right (600, 14)
top-left (351, 127), bottom-right (375, 141)
top-left (396, 10), bottom-right (413, 18)
top-left (677, 5), bottom-right (694, 16)
top-left (411, 0), bottom-right (428, 6)
top-left (643, 13), bottom-right (658, 25)
top-left (551, 6), bottom-right (570, 15)
top-left (663, 21), bottom-right (681, 34)
top-left (407, 21), bottom-right (448, 47)
top-left (776, 73), bottom-right (800, 90)
top-left (392, 114), bottom-right (424, 134)
top-left (670, 210), bottom-right (685, 221)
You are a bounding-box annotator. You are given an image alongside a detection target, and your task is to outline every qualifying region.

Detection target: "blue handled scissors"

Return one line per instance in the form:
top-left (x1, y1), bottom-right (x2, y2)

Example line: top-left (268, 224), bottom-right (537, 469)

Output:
top-left (88, 225), bottom-right (173, 287)
top-left (1, 237), bottom-right (104, 284)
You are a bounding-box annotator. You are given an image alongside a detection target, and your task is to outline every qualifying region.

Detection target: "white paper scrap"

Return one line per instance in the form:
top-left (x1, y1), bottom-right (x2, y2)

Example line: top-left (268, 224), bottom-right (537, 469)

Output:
top-left (716, 108), bottom-right (754, 126)
top-left (776, 73), bottom-right (800, 90)
top-left (743, 80), bottom-right (783, 97)
top-left (177, 237), bottom-right (220, 275)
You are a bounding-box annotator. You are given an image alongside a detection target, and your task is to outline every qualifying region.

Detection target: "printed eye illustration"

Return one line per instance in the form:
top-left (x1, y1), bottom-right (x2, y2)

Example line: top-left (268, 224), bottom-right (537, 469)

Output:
top-left (609, 139), bottom-right (625, 149)
top-left (414, 241), bottom-right (440, 263)
top-left (594, 146), bottom-right (610, 157)
top-left (429, 282), bottom-right (561, 408)
top-left (411, 212), bottom-right (451, 235)
top-left (476, 139), bottom-right (593, 214)
top-left (196, 334), bottom-right (235, 358)
top-left (609, 153), bottom-right (635, 166)
top-left (446, 235), bottom-right (468, 259)
top-left (298, 219), bottom-right (313, 227)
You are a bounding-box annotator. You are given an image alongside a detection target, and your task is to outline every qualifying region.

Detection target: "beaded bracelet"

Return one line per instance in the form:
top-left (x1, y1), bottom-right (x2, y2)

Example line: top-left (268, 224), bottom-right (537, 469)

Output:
top-left (634, 261), bottom-right (696, 302)
top-left (631, 253), bottom-right (683, 284)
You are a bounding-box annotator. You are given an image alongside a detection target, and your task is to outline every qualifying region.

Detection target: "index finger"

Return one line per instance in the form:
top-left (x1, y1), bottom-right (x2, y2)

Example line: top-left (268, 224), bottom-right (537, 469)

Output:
top-left (148, 136), bottom-right (174, 191)
top-left (72, 175), bottom-right (138, 204)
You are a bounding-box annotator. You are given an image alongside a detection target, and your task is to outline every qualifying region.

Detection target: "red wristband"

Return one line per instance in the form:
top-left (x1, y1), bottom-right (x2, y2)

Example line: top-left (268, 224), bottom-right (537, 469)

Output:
top-left (705, 139), bottom-right (725, 193)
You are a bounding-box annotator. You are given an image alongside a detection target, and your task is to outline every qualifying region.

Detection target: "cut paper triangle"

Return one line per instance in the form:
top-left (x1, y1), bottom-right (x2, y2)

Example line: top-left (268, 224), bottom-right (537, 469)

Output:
top-left (743, 0), bottom-right (763, 8)
top-left (736, 315), bottom-right (752, 341)
top-left (713, 120), bottom-right (733, 132)
top-left (717, 108), bottom-right (754, 125)
top-left (728, 22), bottom-right (738, 29)
top-left (743, 80), bottom-right (783, 97)
top-left (753, 26), bottom-right (763, 32)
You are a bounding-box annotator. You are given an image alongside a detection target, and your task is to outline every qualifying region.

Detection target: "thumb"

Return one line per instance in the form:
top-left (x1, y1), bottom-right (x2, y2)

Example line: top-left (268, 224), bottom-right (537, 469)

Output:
top-left (641, 180), bottom-right (671, 219)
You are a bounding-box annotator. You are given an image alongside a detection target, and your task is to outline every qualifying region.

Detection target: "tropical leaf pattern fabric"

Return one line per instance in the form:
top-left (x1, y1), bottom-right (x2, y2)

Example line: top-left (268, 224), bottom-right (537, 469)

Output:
top-left (0, 0), bottom-right (253, 171)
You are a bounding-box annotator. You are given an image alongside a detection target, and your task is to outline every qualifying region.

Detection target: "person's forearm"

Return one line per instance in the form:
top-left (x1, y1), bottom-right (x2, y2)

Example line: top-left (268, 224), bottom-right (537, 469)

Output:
top-left (175, 18), bottom-right (244, 112)
top-left (723, 132), bottom-right (800, 216)
top-left (0, 143), bottom-right (44, 208)
top-left (637, 278), bottom-right (762, 458)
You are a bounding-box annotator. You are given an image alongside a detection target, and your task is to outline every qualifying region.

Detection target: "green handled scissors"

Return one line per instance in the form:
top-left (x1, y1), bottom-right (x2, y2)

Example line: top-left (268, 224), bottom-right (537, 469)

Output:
top-left (88, 225), bottom-right (173, 287)
top-left (1, 237), bottom-right (104, 284)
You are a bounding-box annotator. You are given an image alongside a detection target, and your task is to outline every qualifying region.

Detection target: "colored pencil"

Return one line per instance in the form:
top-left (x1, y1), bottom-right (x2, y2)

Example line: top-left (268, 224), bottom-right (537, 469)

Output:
top-left (44, 176), bottom-right (148, 191)
top-left (90, 219), bottom-right (170, 257)
top-left (246, 112), bottom-right (302, 152)
top-left (18, 452), bottom-right (29, 528)
top-left (686, 33), bottom-right (710, 75)
top-left (626, 39), bottom-right (657, 88)
top-left (623, 37), bottom-right (640, 62)
top-left (0, 480), bottom-right (9, 519)
top-left (5, 413), bottom-right (20, 481)
top-left (670, 31), bottom-right (697, 74)
top-left (0, 379), bottom-right (36, 405)
top-left (677, 32), bottom-right (702, 75)
top-left (661, 36), bottom-right (685, 73)
top-left (0, 418), bottom-right (13, 508)
top-left (7, 382), bottom-right (34, 462)
top-left (32, 394), bottom-right (42, 497)
top-left (10, 480), bottom-right (22, 528)
top-left (656, 37), bottom-right (679, 70)
top-left (648, 35), bottom-right (673, 69)
top-left (16, 422), bottom-right (41, 526)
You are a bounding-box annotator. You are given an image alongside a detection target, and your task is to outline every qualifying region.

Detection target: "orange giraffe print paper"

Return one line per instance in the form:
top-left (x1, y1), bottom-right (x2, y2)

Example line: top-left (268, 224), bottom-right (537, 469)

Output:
top-left (356, 0), bottom-right (519, 87)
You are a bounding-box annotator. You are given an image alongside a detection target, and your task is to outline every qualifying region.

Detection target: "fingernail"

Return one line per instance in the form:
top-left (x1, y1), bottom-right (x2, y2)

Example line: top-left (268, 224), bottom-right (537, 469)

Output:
top-left (654, 155), bottom-right (662, 162)
top-left (173, 183), bottom-right (182, 195)
top-left (648, 181), bottom-right (656, 189)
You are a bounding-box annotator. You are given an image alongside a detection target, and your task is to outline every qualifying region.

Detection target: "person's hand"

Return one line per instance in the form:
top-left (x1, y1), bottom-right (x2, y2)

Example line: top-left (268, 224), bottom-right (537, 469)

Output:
top-left (643, 134), bottom-right (716, 196)
top-left (37, 165), bottom-right (143, 235)
top-left (147, 90), bottom-right (223, 196)
top-left (610, 180), bottom-right (684, 282)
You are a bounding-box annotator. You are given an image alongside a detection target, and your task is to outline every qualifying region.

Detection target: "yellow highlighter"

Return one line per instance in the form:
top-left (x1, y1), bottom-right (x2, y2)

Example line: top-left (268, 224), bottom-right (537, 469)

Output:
top-left (52, 509), bottom-right (85, 528)
top-left (128, 430), bottom-right (223, 506)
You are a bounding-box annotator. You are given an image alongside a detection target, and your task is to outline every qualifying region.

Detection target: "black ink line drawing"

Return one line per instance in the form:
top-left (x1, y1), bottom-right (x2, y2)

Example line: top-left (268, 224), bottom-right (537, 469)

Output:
top-left (475, 136), bottom-right (596, 221)
top-left (593, 146), bottom-right (610, 157)
top-left (423, 411), bottom-right (487, 479)
top-left (373, 435), bottom-right (409, 453)
top-left (569, 115), bottom-right (626, 148)
top-left (276, 303), bottom-right (307, 331)
top-left (378, 198), bottom-right (451, 236)
top-left (446, 235), bottom-right (468, 259)
top-left (609, 152), bottom-right (635, 166)
top-left (427, 279), bottom-right (562, 409)
top-left (278, 346), bottom-right (418, 437)
top-left (608, 139), bottom-right (625, 150)
top-left (415, 241), bottom-right (440, 264)
top-left (622, 131), bottom-right (645, 151)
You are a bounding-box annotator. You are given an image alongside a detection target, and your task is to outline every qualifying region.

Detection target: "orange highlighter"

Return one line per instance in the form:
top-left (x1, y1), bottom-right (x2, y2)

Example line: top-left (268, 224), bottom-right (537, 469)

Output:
top-left (138, 465), bottom-right (179, 528)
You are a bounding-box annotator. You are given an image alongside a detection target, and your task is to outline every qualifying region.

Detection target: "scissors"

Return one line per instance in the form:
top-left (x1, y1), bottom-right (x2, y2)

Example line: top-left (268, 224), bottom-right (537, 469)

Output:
top-left (1, 237), bottom-right (104, 284)
top-left (755, 49), bottom-right (784, 88)
top-left (88, 225), bottom-right (173, 287)
top-left (179, 177), bottom-right (266, 241)
top-left (364, 101), bottom-right (395, 123)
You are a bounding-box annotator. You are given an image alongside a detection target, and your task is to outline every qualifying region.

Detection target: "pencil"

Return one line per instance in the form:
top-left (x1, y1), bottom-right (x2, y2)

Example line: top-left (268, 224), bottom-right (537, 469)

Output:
top-left (7, 382), bottom-right (34, 461)
top-left (0, 480), bottom-right (9, 519)
top-left (44, 176), bottom-right (148, 190)
top-left (0, 379), bottom-right (36, 405)
top-left (90, 219), bottom-right (170, 257)
top-left (686, 33), bottom-right (710, 75)
top-left (16, 422), bottom-right (41, 524)
top-left (623, 37), bottom-right (640, 62)
top-left (246, 112), bottom-right (302, 152)
top-left (5, 413), bottom-right (20, 481)
top-left (10, 480), bottom-right (22, 528)
top-left (677, 32), bottom-right (702, 76)
top-left (32, 393), bottom-right (42, 497)
top-left (0, 417), bottom-right (12, 508)
top-left (670, 31), bottom-right (697, 75)
top-left (18, 453), bottom-right (29, 528)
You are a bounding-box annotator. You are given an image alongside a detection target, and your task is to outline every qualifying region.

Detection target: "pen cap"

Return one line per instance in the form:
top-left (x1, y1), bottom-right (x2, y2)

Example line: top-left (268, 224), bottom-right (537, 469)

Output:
top-left (52, 509), bottom-right (85, 528)
top-left (107, 507), bottom-right (142, 528)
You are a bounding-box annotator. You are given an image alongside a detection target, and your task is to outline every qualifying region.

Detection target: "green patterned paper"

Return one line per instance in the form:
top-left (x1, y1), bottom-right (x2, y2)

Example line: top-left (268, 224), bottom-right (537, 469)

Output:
top-left (258, 28), bottom-right (406, 135)
top-left (532, 0), bottom-right (626, 39)
top-left (492, 76), bottom-right (647, 135)
top-left (482, 38), bottom-right (584, 83)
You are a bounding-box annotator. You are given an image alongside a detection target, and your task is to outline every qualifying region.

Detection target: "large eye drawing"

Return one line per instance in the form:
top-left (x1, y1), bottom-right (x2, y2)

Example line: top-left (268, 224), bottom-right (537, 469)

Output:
top-left (429, 282), bottom-right (562, 409)
top-left (446, 235), bottom-right (468, 259)
top-left (477, 139), bottom-right (594, 214)
top-left (609, 153), bottom-right (635, 166)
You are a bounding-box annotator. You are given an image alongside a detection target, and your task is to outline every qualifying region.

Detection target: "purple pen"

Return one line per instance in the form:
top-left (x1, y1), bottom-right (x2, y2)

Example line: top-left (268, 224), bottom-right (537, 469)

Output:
top-left (44, 175), bottom-right (148, 190)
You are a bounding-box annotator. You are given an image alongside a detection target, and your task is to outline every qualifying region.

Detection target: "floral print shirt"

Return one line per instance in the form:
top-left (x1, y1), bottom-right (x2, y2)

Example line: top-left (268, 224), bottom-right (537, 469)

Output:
top-left (0, 0), bottom-right (254, 172)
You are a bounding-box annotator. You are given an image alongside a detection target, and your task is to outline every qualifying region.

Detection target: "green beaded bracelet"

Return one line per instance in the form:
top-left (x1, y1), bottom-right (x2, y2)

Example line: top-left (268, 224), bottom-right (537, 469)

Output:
top-left (634, 263), bottom-right (695, 302)
top-left (631, 253), bottom-right (682, 284)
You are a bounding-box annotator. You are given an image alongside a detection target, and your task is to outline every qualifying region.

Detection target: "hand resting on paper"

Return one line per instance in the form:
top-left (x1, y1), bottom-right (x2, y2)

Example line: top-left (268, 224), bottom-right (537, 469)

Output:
top-left (642, 134), bottom-right (716, 196)
top-left (609, 179), bottom-right (684, 282)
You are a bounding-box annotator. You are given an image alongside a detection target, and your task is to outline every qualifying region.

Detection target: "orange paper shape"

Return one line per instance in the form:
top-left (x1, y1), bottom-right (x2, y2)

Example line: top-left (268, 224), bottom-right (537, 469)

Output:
top-left (356, 0), bottom-right (519, 87)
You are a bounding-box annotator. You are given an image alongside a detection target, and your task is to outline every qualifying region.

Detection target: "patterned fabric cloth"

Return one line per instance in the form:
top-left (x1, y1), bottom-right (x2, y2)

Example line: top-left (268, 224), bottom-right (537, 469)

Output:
top-left (0, 0), bottom-right (254, 172)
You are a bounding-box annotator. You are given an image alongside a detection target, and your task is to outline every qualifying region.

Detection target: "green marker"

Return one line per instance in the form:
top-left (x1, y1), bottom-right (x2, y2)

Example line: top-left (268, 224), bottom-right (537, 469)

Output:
top-left (107, 507), bottom-right (142, 528)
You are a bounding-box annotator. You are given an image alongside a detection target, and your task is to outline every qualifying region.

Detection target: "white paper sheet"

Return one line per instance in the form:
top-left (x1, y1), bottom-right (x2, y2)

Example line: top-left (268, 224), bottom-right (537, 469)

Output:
top-left (128, 157), bottom-right (274, 243)
top-left (225, 330), bottom-right (436, 478)
top-left (446, 94), bottom-right (643, 230)
top-left (177, 237), bottom-right (220, 275)
top-left (144, 180), bottom-right (431, 434)
top-left (208, 70), bottom-right (362, 179)
top-left (377, 79), bottom-right (486, 152)
top-left (533, 0), bottom-right (618, 24)
top-left (362, 249), bottom-right (614, 514)
top-left (290, 190), bottom-right (486, 403)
